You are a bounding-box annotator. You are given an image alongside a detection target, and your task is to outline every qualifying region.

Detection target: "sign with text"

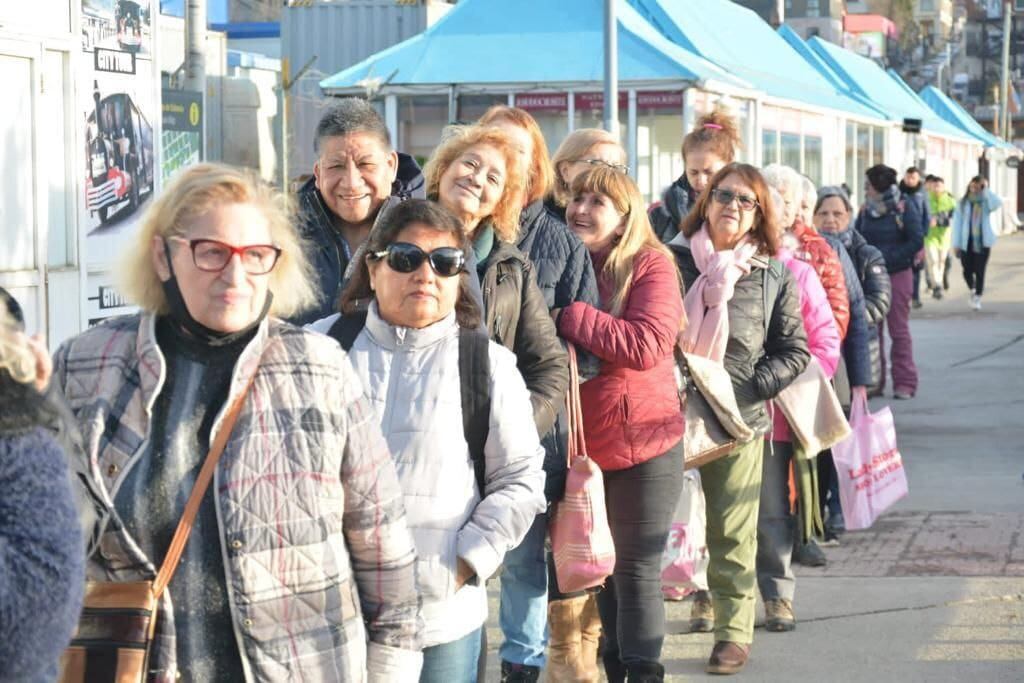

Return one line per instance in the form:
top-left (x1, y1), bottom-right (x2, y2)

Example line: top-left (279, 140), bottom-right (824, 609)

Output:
top-left (514, 93), bottom-right (568, 112)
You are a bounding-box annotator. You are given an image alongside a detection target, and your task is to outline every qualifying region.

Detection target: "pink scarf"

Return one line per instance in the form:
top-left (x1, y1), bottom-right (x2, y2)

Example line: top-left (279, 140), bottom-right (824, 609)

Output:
top-left (680, 225), bottom-right (759, 362)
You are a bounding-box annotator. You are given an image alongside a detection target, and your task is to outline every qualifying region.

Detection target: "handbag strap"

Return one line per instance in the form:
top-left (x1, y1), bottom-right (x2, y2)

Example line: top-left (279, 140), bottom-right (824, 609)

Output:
top-left (152, 376), bottom-right (254, 598)
top-left (565, 343), bottom-right (586, 465)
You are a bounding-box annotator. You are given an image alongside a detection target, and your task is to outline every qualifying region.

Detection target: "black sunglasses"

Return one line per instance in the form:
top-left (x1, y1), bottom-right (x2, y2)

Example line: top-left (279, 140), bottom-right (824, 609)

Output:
top-left (370, 242), bottom-right (466, 278)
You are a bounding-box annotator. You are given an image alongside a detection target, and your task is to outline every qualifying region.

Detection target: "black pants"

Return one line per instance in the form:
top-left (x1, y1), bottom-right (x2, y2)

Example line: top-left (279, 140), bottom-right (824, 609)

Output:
top-left (960, 247), bottom-right (992, 296)
top-left (598, 444), bottom-right (683, 674)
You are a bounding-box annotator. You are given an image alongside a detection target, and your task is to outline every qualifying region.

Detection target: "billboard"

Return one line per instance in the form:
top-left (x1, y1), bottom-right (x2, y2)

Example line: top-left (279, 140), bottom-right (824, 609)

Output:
top-left (79, 0), bottom-right (159, 274)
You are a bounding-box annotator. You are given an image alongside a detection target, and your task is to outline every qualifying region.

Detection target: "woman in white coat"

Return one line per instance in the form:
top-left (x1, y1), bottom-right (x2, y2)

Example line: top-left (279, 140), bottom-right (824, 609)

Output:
top-left (312, 199), bottom-right (546, 683)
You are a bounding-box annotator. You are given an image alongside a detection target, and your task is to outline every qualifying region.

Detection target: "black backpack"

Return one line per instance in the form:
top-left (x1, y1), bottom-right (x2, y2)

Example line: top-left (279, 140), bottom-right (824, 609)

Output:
top-left (327, 312), bottom-right (491, 495)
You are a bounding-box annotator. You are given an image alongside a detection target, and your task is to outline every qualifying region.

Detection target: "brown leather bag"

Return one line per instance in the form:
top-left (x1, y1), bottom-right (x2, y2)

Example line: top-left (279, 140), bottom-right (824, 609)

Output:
top-left (59, 382), bottom-right (251, 683)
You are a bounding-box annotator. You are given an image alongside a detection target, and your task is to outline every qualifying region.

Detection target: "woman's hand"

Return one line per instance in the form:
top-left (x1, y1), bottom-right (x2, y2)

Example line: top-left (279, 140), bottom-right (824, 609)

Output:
top-left (455, 557), bottom-right (475, 590)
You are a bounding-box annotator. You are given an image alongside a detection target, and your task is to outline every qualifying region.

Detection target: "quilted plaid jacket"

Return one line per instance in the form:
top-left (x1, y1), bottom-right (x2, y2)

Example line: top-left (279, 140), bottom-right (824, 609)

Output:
top-left (54, 313), bottom-right (423, 682)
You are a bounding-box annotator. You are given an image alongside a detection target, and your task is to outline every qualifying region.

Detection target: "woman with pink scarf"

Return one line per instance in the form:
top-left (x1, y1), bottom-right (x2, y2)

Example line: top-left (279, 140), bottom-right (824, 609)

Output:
top-left (667, 163), bottom-right (809, 675)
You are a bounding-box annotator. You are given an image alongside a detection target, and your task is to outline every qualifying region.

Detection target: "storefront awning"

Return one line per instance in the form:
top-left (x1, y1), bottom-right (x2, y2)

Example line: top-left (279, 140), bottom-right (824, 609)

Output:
top-left (625, 0), bottom-right (886, 120)
top-left (804, 36), bottom-right (979, 144)
top-left (320, 0), bottom-right (746, 94)
top-left (918, 85), bottom-right (1017, 151)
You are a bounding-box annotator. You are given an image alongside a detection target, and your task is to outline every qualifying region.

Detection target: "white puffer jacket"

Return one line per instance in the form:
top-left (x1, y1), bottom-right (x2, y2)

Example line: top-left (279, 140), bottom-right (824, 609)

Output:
top-left (317, 304), bottom-right (546, 647)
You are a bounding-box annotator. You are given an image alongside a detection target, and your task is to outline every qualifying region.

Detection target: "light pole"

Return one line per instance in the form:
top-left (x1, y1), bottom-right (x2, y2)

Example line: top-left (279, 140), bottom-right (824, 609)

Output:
top-left (603, 0), bottom-right (618, 135)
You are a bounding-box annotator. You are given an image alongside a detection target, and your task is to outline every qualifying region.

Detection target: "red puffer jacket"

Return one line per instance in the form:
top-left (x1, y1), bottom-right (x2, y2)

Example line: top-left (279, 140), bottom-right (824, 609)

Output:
top-left (557, 247), bottom-right (685, 471)
top-left (791, 219), bottom-right (850, 340)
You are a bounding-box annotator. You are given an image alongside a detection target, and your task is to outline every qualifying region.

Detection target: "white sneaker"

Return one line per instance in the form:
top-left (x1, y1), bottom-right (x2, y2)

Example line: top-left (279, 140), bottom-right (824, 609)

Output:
top-left (973, 295), bottom-right (983, 311)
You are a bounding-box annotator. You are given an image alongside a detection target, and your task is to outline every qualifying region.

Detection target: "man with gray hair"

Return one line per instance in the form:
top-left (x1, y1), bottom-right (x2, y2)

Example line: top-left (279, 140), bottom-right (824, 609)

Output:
top-left (291, 97), bottom-right (425, 325)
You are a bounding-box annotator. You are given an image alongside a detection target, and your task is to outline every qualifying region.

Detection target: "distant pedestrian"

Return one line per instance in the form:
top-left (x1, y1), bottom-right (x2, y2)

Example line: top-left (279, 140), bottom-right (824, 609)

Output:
top-left (856, 164), bottom-right (924, 399)
top-left (670, 163), bottom-right (810, 675)
top-left (925, 175), bottom-right (957, 299)
top-left (951, 175), bottom-right (1002, 311)
top-left (649, 107), bottom-right (742, 244)
top-left (291, 98), bottom-right (424, 324)
top-left (900, 167), bottom-right (930, 310)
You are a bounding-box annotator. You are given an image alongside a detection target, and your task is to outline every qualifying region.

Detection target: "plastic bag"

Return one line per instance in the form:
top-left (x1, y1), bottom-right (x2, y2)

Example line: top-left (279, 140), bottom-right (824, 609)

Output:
top-left (661, 470), bottom-right (709, 595)
top-left (831, 391), bottom-right (909, 530)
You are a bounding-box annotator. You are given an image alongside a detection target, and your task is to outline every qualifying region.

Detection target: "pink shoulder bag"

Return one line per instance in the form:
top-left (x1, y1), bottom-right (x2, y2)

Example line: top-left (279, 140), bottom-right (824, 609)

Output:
top-left (549, 344), bottom-right (616, 593)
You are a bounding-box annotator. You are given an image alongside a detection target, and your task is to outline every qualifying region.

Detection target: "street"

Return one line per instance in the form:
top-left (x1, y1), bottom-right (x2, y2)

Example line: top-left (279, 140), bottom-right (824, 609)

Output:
top-left (485, 233), bottom-right (1024, 681)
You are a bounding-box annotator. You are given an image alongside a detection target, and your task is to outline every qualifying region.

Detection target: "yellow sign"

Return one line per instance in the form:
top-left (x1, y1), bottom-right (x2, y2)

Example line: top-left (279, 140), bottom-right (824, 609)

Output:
top-left (189, 102), bottom-right (200, 127)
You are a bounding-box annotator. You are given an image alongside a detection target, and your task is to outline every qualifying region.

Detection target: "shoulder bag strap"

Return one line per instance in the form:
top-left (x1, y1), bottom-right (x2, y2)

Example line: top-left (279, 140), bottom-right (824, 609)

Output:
top-left (564, 343), bottom-right (586, 465)
top-left (152, 376), bottom-right (255, 598)
top-left (459, 327), bottom-right (491, 495)
top-left (327, 311), bottom-right (369, 351)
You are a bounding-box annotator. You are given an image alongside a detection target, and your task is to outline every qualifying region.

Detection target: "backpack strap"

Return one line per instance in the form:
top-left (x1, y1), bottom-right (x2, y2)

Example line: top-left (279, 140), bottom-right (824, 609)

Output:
top-left (762, 258), bottom-right (783, 336)
top-left (458, 326), bottom-right (491, 496)
top-left (327, 311), bottom-right (368, 351)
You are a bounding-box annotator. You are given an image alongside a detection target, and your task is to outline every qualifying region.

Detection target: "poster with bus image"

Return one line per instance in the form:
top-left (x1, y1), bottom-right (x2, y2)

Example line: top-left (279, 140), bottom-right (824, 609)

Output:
top-left (82, 0), bottom-right (153, 58)
top-left (80, 70), bottom-right (158, 274)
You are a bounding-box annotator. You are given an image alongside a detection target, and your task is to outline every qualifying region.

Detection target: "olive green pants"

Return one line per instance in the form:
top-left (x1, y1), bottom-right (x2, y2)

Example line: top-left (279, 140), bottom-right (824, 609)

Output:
top-left (699, 438), bottom-right (765, 645)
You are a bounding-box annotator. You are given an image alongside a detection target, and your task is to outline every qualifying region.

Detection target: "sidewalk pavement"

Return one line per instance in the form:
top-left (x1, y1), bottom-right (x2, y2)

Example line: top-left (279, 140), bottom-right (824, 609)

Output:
top-left (483, 234), bottom-right (1024, 681)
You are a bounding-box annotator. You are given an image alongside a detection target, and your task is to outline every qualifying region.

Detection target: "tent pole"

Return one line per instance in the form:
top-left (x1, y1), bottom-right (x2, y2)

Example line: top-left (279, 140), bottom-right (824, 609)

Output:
top-left (603, 0), bottom-right (618, 134)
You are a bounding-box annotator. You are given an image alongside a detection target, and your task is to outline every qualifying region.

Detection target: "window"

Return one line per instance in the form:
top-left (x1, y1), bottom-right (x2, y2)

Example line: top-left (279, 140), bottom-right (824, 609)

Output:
top-left (845, 122), bottom-right (856, 193)
top-left (397, 95), bottom-right (449, 168)
top-left (0, 51), bottom-right (35, 272)
top-left (872, 127), bottom-right (885, 165)
top-left (762, 129), bottom-right (779, 165)
top-left (920, 0), bottom-right (935, 11)
top-left (781, 132), bottom-right (801, 170)
top-left (807, 0), bottom-right (820, 17)
top-left (804, 136), bottom-right (823, 185)
top-left (457, 94), bottom-right (508, 125)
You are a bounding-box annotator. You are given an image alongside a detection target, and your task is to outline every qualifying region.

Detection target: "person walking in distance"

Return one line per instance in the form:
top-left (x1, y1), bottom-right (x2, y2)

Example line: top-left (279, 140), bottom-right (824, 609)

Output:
top-left (951, 176), bottom-right (1002, 311)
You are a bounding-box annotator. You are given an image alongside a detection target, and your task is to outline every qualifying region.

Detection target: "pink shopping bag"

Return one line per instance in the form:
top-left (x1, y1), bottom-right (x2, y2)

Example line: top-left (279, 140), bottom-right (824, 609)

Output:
top-left (550, 344), bottom-right (616, 593)
top-left (661, 470), bottom-right (709, 596)
top-left (832, 391), bottom-right (909, 530)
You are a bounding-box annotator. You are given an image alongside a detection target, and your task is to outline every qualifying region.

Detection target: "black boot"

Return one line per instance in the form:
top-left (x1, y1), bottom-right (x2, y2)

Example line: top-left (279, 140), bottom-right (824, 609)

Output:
top-left (603, 652), bottom-right (627, 683)
top-left (626, 661), bottom-right (666, 682)
top-left (500, 660), bottom-right (540, 682)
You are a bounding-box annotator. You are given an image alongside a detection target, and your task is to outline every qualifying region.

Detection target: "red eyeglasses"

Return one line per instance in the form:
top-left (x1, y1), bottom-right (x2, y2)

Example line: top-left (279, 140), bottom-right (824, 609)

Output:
top-left (169, 237), bottom-right (282, 275)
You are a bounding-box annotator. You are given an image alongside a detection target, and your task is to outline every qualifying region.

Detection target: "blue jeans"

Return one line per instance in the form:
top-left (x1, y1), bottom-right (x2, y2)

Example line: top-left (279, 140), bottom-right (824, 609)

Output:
top-left (420, 627), bottom-right (482, 683)
top-left (498, 513), bottom-right (549, 667)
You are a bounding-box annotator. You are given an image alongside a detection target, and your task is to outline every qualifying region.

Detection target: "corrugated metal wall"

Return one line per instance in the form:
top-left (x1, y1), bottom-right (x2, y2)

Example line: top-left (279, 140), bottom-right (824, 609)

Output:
top-left (282, 1), bottom-right (449, 180)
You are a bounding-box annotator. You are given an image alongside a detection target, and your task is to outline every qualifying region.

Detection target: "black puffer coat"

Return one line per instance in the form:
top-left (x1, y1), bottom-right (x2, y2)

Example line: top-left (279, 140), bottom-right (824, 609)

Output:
top-left (478, 240), bottom-right (569, 439)
top-left (832, 227), bottom-right (891, 391)
top-left (670, 245), bottom-right (810, 434)
top-left (649, 175), bottom-right (695, 244)
top-left (517, 200), bottom-right (599, 311)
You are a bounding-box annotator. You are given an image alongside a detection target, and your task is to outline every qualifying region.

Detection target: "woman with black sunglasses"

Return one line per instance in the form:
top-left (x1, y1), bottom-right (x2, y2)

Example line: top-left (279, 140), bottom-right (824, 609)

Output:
top-left (316, 199), bottom-right (546, 683)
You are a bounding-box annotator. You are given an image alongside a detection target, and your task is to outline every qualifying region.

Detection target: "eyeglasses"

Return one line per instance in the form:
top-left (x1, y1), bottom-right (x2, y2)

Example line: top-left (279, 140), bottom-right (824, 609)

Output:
top-left (169, 237), bottom-right (282, 275)
top-left (710, 188), bottom-right (760, 212)
top-left (370, 242), bottom-right (466, 278)
top-left (578, 158), bottom-right (630, 175)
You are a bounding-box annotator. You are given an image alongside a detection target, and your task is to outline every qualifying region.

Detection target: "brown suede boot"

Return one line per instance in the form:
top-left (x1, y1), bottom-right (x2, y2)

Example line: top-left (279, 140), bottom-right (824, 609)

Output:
top-left (545, 596), bottom-right (595, 682)
top-left (578, 593), bottom-right (602, 681)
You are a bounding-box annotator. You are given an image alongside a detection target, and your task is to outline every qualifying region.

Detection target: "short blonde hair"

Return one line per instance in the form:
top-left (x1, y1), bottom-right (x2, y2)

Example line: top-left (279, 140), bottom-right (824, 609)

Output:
top-left (423, 125), bottom-right (525, 243)
top-left (550, 128), bottom-right (625, 206)
top-left (119, 163), bottom-right (315, 318)
top-left (478, 105), bottom-right (554, 205)
top-left (570, 166), bottom-right (680, 321)
top-left (0, 310), bottom-right (35, 385)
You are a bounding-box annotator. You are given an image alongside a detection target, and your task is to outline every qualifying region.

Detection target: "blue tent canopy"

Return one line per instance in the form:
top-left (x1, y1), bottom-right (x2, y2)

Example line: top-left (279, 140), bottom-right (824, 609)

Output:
top-left (321, 0), bottom-right (745, 92)
top-left (804, 36), bottom-right (977, 143)
top-left (625, 0), bottom-right (885, 120)
top-left (918, 86), bottom-right (1016, 150)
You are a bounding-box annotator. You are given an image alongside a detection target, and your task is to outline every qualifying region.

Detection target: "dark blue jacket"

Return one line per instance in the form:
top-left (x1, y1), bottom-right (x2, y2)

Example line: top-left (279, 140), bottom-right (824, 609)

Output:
top-left (517, 200), bottom-right (600, 311)
top-left (0, 410), bottom-right (84, 682)
top-left (648, 175), bottom-right (695, 244)
top-left (289, 153), bottom-right (424, 326)
top-left (855, 194), bottom-right (925, 274)
top-left (821, 232), bottom-right (872, 387)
